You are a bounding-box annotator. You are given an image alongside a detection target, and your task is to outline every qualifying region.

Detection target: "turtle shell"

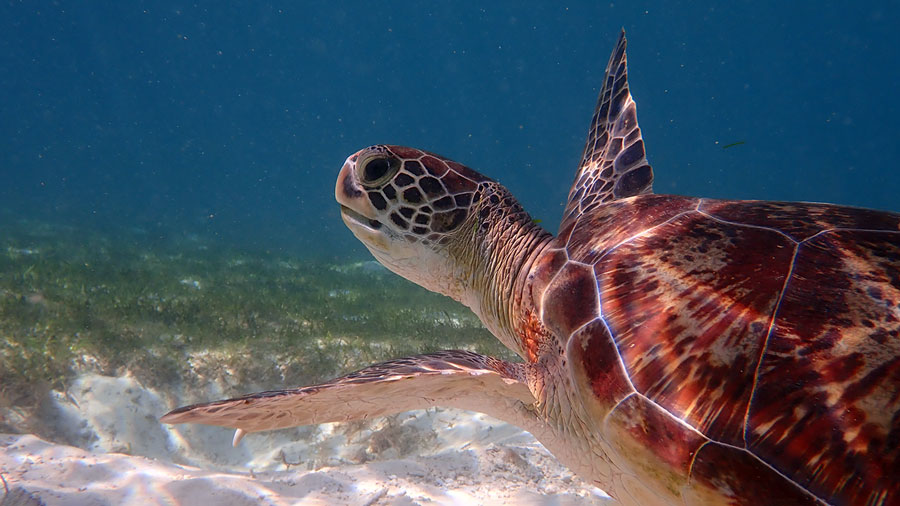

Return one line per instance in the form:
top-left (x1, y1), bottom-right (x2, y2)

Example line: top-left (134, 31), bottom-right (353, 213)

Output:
top-left (532, 194), bottom-right (900, 504)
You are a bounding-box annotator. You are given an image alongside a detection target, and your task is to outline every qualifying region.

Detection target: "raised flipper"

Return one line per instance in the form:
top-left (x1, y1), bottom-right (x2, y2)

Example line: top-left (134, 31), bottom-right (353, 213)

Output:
top-left (560, 29), bottom-right (654, 232)
top-left (161, 350), bottom-right (536, 445)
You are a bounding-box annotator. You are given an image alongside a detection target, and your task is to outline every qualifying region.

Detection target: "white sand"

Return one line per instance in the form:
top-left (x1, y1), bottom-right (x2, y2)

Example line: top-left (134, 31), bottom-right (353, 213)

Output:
top-left (1, 373), bottom-right (611, 505)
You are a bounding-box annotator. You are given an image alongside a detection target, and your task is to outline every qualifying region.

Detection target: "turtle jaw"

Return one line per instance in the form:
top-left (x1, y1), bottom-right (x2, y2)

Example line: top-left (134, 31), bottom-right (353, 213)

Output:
top-left (335, 157), bottom-right (380, 237)
top-left (339, 205), bottom-right (394, 255)
top-left (336, 157), bottom-right (398, 255)
top-left (338, 205), bottom-right (382, 234)
top-left (339, 203), bottom-right (435, 287)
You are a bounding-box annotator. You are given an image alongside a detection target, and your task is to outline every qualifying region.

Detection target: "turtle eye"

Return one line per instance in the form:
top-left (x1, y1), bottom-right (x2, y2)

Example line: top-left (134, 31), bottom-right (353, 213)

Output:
top-left (358, 155), bottom-right (400, 188)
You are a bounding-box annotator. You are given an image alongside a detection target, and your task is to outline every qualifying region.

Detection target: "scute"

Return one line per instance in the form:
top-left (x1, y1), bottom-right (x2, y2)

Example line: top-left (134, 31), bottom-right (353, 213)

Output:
top-left (541, 262), bottom-right (600, 339)
top-left (602, 394), bottom-right (707, 501)
top-left (685, 442), bottom-right (821, 505)
top-left (564, 194), bottom-right (697, 265)
top-left (567, 318), bottom-right (634, 416)
top-left (748, 228), bottom-right (900, 504)
top-left (700, 199), bottom-right (900, 242)
top-left (595, 210), bottom-right (796, 447)
top-left (566, 195), bottom-right (900, 504)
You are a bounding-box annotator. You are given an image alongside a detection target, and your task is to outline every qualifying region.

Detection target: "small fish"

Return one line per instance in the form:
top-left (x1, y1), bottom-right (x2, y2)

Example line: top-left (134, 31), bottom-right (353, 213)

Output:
top-left (532, 218), bottom-right (542, 225)
top-left (722, 141), bottom-right (746, 149)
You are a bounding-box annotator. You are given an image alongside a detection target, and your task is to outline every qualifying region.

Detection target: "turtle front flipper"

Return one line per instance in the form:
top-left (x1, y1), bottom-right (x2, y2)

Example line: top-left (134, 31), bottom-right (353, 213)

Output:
top-left (560, 29), bottom-right (654, 232)
top-left (161, 350), bottom-right (536, 445)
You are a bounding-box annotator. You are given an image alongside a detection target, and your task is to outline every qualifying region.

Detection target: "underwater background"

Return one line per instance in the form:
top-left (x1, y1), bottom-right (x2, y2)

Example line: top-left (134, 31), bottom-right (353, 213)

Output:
top-left (2, 1), bottom-right (898, 256)
top-left (0, 1), bottom-right (899, 497)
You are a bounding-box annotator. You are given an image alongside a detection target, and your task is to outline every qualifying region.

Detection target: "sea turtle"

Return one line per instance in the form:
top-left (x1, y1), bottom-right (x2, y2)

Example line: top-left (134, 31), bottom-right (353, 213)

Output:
top-left (162, 31), bottom-right (900, 505)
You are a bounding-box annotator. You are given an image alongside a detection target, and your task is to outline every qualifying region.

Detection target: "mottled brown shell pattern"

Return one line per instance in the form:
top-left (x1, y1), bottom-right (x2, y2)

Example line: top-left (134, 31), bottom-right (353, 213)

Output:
top-left (533, 195), bottom-right (900, 504)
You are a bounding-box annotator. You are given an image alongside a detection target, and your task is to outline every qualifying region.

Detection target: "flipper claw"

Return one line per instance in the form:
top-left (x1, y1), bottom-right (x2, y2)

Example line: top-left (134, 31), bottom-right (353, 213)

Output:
top-left (232, 428), bottom-right (247, 446)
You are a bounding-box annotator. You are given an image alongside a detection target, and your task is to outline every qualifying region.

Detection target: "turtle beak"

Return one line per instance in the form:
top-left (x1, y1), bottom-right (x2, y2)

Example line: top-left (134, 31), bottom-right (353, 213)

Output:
top-left (335, 155), bottom-right (363, 208)
top-left (335, 155), bottom-right (375, 222)
top-left (335, 154), bottom-right (393, 250)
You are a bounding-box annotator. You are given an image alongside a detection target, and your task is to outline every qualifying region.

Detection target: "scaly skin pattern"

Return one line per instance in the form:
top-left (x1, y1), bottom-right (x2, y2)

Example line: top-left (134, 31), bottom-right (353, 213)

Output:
top-left (336, 144), bottom-right (552, 358)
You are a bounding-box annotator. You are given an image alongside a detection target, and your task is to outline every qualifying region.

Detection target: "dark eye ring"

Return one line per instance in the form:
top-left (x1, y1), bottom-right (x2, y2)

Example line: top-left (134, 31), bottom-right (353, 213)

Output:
top-left (358, 155), bottom-right (400, 188)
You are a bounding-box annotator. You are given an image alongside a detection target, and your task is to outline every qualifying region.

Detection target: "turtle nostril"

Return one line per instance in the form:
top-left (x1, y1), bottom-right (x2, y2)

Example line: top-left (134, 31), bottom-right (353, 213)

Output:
top-left (340, 169), bottom-right (362, 198)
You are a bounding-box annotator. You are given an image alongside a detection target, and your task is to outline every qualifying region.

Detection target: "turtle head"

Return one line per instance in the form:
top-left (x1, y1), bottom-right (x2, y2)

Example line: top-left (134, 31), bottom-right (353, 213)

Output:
top-left (336, 145), bottom-right (552, 357)
top-left (335, 145), bottom-right (489, 300)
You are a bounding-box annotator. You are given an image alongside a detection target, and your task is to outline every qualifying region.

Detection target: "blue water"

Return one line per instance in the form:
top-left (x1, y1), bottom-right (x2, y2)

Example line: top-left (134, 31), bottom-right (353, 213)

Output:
top-left (1, 2), bottom-right (898, 259)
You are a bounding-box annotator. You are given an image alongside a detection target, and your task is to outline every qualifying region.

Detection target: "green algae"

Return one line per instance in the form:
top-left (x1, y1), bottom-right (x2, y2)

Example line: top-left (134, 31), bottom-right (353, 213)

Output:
top-left (0, 220), bottom-right (514, 418)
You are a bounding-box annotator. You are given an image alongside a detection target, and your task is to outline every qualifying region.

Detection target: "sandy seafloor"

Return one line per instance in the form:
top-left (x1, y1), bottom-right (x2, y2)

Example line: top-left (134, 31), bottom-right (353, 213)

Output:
top-left (0, 223), bottom-right (610, 505)
top-left (1, 373), bottom-right (611, 505)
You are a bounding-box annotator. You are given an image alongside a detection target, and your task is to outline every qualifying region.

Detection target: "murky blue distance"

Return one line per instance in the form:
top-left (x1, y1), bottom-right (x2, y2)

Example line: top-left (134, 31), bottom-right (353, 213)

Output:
top-left (1, 1), bottom-right (898, 260)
